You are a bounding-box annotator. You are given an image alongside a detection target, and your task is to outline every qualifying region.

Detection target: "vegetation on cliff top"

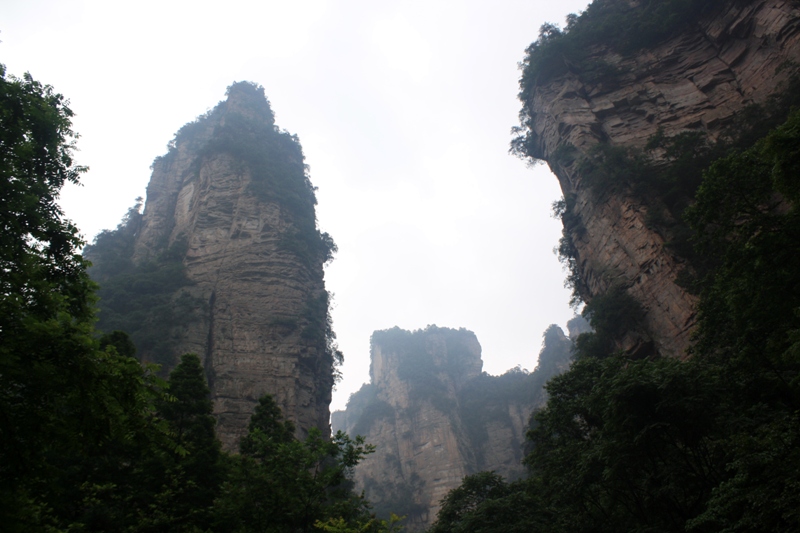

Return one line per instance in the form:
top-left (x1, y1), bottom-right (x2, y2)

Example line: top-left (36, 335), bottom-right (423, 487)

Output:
top-left (161, 81), bottom-right (336, 267)
top-left (512, 0), bottom-right (727, 160)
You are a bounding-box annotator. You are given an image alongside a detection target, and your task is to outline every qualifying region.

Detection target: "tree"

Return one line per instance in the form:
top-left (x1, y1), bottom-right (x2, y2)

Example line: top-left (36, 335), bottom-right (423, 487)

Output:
top-left (506, 108), bottom-right (800, 533)
top-left (0, 62), bottom-right (96, 527)
top-left (0, 64), bottom-right (175, 532)
top-left (428, 472), bottom-right (547, 533)
top-left (680, 108), bottom-right (800, 532)
top-left (214, 395), bottom-right (376, 532)
top-left (130, 353), bottom-right (223, 532)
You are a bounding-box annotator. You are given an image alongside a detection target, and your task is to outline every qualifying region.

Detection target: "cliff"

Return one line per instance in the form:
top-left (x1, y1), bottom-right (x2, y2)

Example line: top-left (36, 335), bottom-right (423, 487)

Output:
top-left (87, 82), bottom-right (337, 450)
top-left (516, 0), bottom-right (800, 357)
top-left (333, 324), bottom-right (575, 530)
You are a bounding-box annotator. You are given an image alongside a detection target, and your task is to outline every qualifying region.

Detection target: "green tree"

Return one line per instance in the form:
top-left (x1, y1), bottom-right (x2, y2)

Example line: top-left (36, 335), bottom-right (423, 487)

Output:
top-left (428, 472), bottom-right (547, 533)
top-left (129, 353), bottom-right (223, 532)
top-left (0, 62), bottom-right (98, 527)
top-left (508, 105), bottom-right (800, 533)
top-left (315, 512), bottom-right (405, 533)
top-left (214, 395), bottom-right (376, 533)
top-left (0, 64), bottom-right (181, 533)
top-left (680, 108), bottom-right (800, 532)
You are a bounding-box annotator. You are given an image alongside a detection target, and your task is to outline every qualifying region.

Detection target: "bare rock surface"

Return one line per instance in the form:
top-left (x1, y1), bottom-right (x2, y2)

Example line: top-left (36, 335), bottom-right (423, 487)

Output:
top-left (131, 84), bottom-right (334, 450)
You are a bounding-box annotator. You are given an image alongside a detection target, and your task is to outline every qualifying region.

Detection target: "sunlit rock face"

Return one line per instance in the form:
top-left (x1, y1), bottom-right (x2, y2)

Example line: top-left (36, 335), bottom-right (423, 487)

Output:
top-left (524, 0), bottom-right (800, 358)
top-left (334, 325), bottom-right (574, 531)
top-left (131, 83), bottom-right (334, 451)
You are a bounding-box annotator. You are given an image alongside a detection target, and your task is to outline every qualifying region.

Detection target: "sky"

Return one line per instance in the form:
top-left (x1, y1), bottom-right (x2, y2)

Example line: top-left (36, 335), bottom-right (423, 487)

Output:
top-left (3, 0), bottom-right (589, 412)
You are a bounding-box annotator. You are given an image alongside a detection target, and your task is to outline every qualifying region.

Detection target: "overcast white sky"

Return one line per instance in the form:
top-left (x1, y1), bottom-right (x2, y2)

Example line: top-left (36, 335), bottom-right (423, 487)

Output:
top-left (3, 0), bottom-right (589, 412)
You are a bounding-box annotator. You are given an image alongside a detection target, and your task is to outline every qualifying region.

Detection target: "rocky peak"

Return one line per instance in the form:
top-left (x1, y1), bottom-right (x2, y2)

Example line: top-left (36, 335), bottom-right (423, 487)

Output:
top-left (335, 325), bottom-right (573, 531)
top-left (90, 83), bottom-right (336, 451)
top-left (369, 326), bottom-right (483, 393)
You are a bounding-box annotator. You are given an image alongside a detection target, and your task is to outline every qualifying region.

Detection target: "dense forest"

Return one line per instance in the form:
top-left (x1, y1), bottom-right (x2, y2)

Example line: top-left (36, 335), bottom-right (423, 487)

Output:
top-left (428, 2), bottom-right (800, 532)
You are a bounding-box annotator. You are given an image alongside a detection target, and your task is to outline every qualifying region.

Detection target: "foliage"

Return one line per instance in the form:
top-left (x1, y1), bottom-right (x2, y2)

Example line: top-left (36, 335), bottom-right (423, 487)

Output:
top-left (362, 476), bottom-right (426, 523)
top-left (88, 82), bottom-right (340, 378)
top-left (350, 325), bottom-right (574, 525)
top-left (513, 0), bottom-right (726, 159)
top-left (315, 512), bottom-right (405, 533)
top-left (87, 232), bottom-right (203, 369)
top-left (552, 192), bottom-right (587, 306)
top-left (0, 64), bottom-right (377, 533)
top-left (574, 284), bottom-right (645, 358)
top-left (85, 197), bottom-right (143, 280)
top-left (576, 143), bottom-right (648, 197)
top-left (428, 472), bottom-right (510, 533)
top-left (344, 384), bottom-right (378, 428)
top-left (458, 369), bottom-right (532, 453)
top-left (530, 354), bottom-right (730, 532)
top-left (549, 71), bottom-right (800, 305)
top-left (458, 325), bottom-right (572, 458)
top-left (148, 353), bottom-right (224, 531)
top-left (300, 290), bottom-right (345, 386)
top-left (370, 326), bottom-right (477, 406)
top-left (214, 394), bottom-right (377, 533)
top-left (0, 63), bottom-right (139, 529)
top-left (427, 473), bottom-right (548, 533)
top-left (676, 111), bottom-right (800, 531)
top-left (196, 82), bottom-right (336, 268)
top-left (352, 398), bottom-right (395, 438)
top-left (535, 0), bottom-right (724, 75)
top-left (64, 350), bottom-right (223, 533)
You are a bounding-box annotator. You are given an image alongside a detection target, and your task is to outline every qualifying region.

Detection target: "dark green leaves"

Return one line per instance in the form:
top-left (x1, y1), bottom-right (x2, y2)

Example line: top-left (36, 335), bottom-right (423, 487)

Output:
top-left (216, 394), bottom-right (376, 533)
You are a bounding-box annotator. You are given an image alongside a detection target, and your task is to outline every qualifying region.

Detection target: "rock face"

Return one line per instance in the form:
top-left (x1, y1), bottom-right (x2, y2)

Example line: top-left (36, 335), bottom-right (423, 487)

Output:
top-left (333, 325), bottom-right (574, 531)
top-left (522, 0), bottom-right (800, 357)
top-left (101, 83), bottom-right (336, 450)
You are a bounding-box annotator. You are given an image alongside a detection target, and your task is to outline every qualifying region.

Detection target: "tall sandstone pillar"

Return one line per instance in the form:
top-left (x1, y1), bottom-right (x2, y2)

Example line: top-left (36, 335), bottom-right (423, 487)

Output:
top-left (129, 82), bottom-right (336, 450)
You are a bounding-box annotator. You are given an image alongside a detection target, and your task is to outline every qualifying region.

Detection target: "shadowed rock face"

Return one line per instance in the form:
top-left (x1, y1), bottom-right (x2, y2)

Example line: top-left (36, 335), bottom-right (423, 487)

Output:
top-left (131, 83), bottom-right (335, 451)
top-left (523, 0), bottom-right (800, 358)
top-left (334, 325), bottom-right (574, 531)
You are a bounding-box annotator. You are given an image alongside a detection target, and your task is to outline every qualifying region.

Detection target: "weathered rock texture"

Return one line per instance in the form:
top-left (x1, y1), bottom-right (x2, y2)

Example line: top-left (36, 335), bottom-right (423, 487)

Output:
top-left (523, 0), bottom-right (800, 357)
top-left (96, 83), bottom-right (336, 450)
top-left (333, 324), bottom-right (575, 531)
